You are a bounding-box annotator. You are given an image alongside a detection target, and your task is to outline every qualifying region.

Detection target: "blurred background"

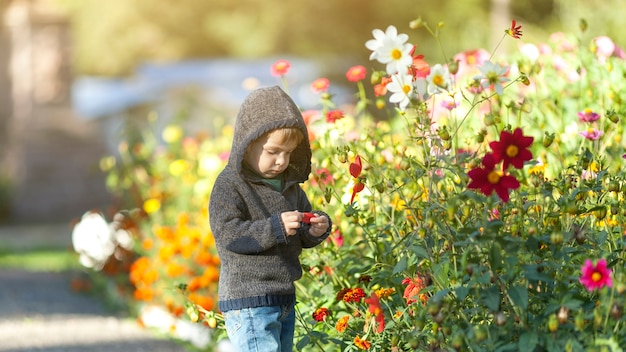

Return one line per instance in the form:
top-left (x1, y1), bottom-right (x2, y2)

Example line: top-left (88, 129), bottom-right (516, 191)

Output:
top-left (0, 0), bottom-right (623, 224)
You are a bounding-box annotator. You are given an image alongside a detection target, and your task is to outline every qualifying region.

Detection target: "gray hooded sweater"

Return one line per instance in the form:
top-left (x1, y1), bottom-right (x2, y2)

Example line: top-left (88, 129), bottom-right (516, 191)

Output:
top-left (209, 86), bottom-right (332, 312)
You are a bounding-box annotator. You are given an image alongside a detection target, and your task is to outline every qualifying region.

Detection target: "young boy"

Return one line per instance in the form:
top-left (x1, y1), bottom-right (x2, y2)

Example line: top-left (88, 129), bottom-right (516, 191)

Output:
top-left (209, 85), bottom-right (332, 352)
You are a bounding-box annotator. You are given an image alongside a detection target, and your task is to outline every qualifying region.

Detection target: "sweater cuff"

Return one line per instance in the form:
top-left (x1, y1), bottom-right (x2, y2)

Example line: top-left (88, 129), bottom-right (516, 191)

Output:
top-left (271, 214), bottom-right (288, 244)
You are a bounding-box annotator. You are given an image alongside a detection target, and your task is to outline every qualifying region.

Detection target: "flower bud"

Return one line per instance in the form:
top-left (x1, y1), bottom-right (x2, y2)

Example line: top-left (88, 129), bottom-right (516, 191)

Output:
top-left (448, 60), bottom-right (459, 75)
top-left (579, 18), bottom-right (588, 33)
top-left (550, 231), bottom-right (563, 245)
top-left (484, 113), bottom-right (496, 126)
top-left (548, 314), bottom-right (558, 333)
top-left (594, 308), bottom-right (603, 328)
top-left (494, 311), bottom-right (507, 326)
top-left (557, 306), bottom-right (569, 324)
top-left (370, 71), bottom-right (382, 85)
top-left (375, 97), bottom-right (386, 110)
top-left (186, 304), bottom-right (200, 323)
top-left (474, 326), bottom-right (487, 342)
top-left (437, 126), bottom-right (451, 140)
top-left (409, 17), bottom-right (424, 29)
top-left (607, 180), bottom-right (621, 192)
top-left (593, 206), bottom-right (607, 220)
top-left (607, 109), bottom-right (620, 123)
top-left (543, 132), bottom-right (555, 148)
top-left (575, 310), bottom-right (585, 331)
top-left (520, 74), bottom-right (530, 86)
top-left (610, 303), bottom-right (623, 320)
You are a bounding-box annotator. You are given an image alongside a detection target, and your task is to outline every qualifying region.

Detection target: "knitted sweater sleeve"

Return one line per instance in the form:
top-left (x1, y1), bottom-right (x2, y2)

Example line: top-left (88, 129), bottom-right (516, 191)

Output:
top-left (209, 174), bottom-right (286, 255)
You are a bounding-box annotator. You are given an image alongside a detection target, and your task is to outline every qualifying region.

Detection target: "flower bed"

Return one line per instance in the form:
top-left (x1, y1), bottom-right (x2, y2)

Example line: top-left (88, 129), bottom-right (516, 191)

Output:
top-left (73, 17), bottom-right (625, 351)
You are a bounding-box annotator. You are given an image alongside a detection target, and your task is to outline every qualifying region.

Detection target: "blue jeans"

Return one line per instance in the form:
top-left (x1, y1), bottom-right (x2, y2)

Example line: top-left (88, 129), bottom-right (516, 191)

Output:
top-left (223, 304), bottom-right (296, 352)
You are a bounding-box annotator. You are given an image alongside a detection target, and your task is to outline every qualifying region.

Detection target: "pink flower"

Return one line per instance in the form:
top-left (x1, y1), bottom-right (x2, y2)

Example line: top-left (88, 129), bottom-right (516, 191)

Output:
top-left (270, 59), bottom-right (291, 77)
top-left (579, 259), bottom-right (613, 291)
top-left (578, 109), bottom-right (600, 123)
top-left (314, 168), bottom-right (334, 186)
top-left (579, 128), bottom-right (603, 140)
top-left (346, 65), bottom-right (367, 82)
top-left (593, 36), bottom-right (616, 63)
top-left (311, 78), bottom-right (330, 93)
top-left (326, 110), bottom-right (344, 123)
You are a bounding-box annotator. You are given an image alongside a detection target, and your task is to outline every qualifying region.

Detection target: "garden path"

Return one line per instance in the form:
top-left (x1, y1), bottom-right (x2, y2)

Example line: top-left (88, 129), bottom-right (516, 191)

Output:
top-left (0, 224), bottom-right (189, 352)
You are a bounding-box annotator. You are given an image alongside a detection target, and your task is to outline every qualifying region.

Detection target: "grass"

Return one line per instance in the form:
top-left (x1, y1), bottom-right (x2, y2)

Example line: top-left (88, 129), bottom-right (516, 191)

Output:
top-left (0, 248), bottom-right (81, 272)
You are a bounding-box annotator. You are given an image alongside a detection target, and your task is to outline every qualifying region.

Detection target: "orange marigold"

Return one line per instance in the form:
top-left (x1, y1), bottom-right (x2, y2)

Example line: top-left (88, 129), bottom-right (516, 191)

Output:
top-left (336, 315), bottom-right (350, 333)
top-left (341, 287), bottom-right (366, 303)
top-left (354, 335), bottom-right (371, 350)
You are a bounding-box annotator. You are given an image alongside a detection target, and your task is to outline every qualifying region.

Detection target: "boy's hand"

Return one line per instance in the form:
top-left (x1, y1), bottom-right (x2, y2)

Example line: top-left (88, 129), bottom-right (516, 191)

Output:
top-left (281, 211), bottom-right (302, 236)
top-left (307, 213), bottom-right (330, 237)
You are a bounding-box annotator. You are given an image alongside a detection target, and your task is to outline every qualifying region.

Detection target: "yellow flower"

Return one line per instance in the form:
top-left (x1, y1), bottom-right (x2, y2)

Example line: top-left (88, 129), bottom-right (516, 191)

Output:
top-left (374, 287), bottom-right (395, 299)
top-left (528, 163), bottom-right (546, 175)
top-left (143, 198), bottom-right (161, 214)
top-left (162, 125), bottom-right (183, 144)
top-left (391, 194), bottom-right (406, 211)
top-left (169, 159), bottom-right (188, 176)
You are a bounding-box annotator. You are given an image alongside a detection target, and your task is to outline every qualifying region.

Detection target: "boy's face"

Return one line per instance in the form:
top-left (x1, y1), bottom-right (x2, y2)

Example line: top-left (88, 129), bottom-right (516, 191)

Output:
top-left (244, 130), bottom-right (298, 178)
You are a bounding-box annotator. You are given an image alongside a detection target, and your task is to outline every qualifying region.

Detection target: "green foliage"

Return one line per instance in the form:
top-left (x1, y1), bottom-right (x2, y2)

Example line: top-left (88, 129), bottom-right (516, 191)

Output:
top-left (292, 19), bottom-right (626, 351)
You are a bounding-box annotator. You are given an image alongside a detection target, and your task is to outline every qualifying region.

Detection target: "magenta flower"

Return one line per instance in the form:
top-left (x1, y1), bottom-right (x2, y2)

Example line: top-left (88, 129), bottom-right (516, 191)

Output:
top-left (579, 128), bottom-right (604, 140)
top-left (579, 259), bottom-right (613, 291)
top-left (577, 109), bottom-right (600, 123)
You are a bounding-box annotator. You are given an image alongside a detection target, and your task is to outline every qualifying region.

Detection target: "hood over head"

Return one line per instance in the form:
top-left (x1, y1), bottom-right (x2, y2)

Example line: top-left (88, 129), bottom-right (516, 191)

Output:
top-left (228, 85), bottom-right (311, 182)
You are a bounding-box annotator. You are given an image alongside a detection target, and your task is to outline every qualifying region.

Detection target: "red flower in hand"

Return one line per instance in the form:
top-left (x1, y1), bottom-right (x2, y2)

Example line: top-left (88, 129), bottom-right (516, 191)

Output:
top-left (302, 212), bottom-right (315, 224)
top-left (489, 128), bottom-right (534, 169)
top-left (364, 293), bottom-right (385, 333)
top-left (467, 153), bottom-right (520, 202)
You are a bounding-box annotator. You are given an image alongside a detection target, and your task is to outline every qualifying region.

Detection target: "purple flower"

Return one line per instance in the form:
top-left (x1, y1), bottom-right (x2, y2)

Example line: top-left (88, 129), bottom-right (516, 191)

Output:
top-left (577, 109), bottom-right (600, 123)
top-left (579, 128), bottom-right (603, 140)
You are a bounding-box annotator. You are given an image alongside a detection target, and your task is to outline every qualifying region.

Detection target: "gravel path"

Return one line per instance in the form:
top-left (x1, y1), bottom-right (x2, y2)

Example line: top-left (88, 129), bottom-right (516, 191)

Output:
top-left (0, 269), bottom-right (189, 352)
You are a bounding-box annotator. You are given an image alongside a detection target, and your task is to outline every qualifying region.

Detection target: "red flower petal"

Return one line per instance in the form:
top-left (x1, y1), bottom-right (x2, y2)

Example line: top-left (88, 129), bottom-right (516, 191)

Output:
top-left (349, 155), bottom-right (362, 178)
top-left (302, 212), bottom-right (315, 224)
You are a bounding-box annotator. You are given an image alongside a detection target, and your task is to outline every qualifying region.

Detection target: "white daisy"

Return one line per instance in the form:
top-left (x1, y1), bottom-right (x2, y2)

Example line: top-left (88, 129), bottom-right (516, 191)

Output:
top-left (475, 61), bottom-right (510, 95)
top-left (365, 25), bottom-right (414, 74)
top-left (386, 73), bottom-right (415, 111)
top-left (426, 64), bottom-right (453, 95)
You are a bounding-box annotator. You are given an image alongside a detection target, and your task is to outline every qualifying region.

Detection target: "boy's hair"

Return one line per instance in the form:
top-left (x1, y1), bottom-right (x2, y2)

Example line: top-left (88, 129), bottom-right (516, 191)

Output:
top-left (267, 127), bottom-right (304, 146)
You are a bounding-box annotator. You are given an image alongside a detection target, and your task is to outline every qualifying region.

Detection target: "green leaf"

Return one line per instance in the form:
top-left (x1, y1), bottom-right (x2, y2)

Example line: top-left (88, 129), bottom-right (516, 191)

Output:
top-left (489, 243), bottom-right (503, 271)
top-left (409, 245), bottom-right (429, 259)
top-left (480, 286), bottom-right (500, 311)
top-left (518, 332), bottom-right (538, 352)
top-left (508, 285), bottom-right (528, 312)
top-left (296, 336), bottom-right (311, 350)
top-left (393, 255), bottom-right (407, 275)
top-left (455, 286), bottom-right (469, 301)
